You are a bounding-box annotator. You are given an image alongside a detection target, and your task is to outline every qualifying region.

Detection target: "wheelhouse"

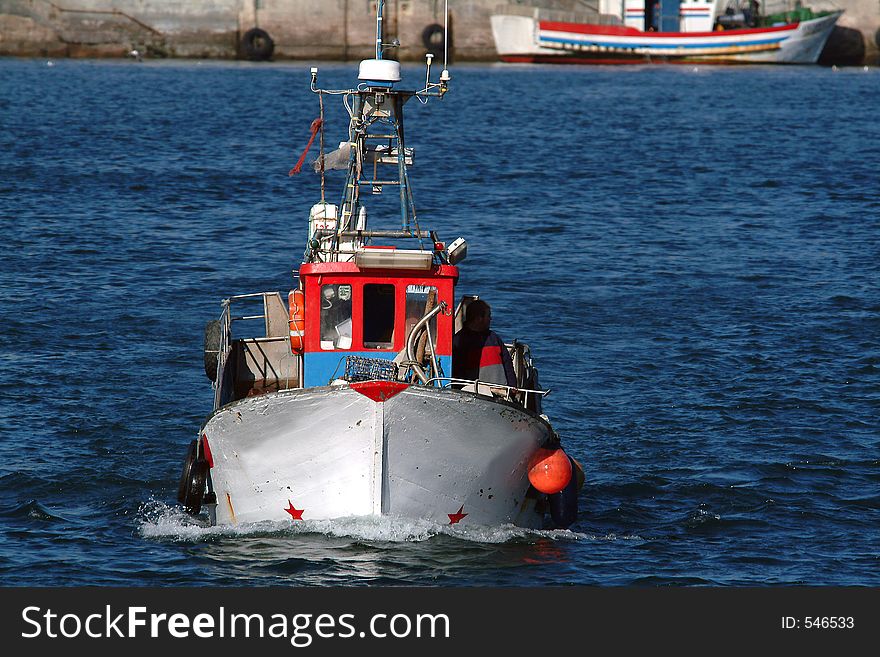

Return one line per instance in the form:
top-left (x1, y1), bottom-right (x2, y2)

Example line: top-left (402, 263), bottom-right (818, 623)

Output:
top-left (300, 260), bottom-right (458, 387)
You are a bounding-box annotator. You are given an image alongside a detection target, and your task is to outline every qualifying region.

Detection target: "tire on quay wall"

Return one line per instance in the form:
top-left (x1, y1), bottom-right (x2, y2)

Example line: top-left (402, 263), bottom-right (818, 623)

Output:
top-left (241, 27), bottom-right (275, 61)
top-left (421, 23), bottom-right (448, 58)
top-left (818, 26), bottom-right (865, 67)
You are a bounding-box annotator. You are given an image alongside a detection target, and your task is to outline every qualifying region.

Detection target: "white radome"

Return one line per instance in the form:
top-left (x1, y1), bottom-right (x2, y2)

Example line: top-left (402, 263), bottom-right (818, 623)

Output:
top-left (358, 59), bottom-right (401, 83)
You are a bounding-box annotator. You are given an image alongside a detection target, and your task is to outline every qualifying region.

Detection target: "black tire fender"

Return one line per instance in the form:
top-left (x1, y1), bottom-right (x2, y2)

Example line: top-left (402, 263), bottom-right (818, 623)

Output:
top-left (241, 27), bottom-right (275, 61)
top-left (549, 456), bottom-right (579, 529)
top-left (177, 440), bottom-right (209, 514)
top-left (176, 440), bottom-right (197, 505)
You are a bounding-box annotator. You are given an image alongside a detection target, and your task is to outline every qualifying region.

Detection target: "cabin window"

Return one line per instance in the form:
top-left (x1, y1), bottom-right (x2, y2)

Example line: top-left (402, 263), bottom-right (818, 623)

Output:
top-left (405, 285), bottom-right (439, 348)
top-left (320, 283), bottom-right (352, 350)
top-left (363, 283), bottom-right (396, 349)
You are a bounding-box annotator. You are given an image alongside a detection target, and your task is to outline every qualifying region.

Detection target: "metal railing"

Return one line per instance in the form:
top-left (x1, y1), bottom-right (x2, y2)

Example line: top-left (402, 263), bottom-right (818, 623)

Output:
top-left (425, 376), bottom-right (551, 408)
top-left (212, 292), bottom-right (299, 410)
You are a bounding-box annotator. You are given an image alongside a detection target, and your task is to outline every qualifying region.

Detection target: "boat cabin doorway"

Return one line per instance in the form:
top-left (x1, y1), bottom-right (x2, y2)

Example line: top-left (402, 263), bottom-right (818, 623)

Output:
top-left (646, 0), bottom-right (682, 32)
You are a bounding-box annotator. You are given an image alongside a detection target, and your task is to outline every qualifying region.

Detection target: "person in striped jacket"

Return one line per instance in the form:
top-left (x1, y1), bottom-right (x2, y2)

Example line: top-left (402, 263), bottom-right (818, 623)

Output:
top-left (452, 300), bottom-right (517, 387)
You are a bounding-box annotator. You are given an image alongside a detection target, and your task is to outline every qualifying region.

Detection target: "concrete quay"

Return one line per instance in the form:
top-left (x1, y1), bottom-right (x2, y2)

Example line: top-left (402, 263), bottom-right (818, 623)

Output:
top-left (1, 0), bottom-right (878, 65)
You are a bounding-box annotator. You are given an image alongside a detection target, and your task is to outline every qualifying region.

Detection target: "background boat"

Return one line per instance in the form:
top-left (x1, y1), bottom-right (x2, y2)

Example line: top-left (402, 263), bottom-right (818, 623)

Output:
top-left (492, 0), bottom-right (843, 64)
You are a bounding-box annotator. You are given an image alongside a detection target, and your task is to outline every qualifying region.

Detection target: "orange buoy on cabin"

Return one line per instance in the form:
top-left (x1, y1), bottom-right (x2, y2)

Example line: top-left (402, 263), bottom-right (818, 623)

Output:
top-left (288, 289), bottom-right (305, 353)
top-left (527, 447), bottom-right (572, 495)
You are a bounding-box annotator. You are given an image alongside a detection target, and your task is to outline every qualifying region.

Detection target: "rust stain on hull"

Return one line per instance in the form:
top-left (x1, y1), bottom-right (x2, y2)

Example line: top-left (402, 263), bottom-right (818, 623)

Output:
top-left (225, 492), bottom-right (236, 524)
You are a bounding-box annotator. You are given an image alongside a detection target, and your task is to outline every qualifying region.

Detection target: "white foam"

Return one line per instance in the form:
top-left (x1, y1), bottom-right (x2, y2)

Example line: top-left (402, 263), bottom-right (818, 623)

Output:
top-left (137, 501), bottom-right (601, 544)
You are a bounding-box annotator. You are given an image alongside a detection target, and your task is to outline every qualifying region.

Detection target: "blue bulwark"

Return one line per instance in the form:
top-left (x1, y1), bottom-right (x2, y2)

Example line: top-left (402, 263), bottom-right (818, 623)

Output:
top-left (304, 352), bottom-right (451, 388)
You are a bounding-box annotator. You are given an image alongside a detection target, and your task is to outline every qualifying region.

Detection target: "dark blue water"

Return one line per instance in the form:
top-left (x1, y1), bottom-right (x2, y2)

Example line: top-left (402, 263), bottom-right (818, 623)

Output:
top-left (1, 58), bottom-right (878, 586)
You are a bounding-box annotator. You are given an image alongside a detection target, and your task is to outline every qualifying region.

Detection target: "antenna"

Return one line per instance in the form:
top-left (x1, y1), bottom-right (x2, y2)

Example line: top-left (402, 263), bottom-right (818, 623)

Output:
top-left (425, 53), bottom-right (433, 92)
top-left (375, 0), bottom-right (384, 60)
top-left (442, 0), bottom-right (449, 81)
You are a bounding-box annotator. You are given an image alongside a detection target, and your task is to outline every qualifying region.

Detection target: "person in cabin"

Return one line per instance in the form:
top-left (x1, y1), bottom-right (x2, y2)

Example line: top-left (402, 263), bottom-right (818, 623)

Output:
top-left (743, 0), bottom-right (754, 26)
top-left (749, 0), bottom-right (760, 26)
top-left (452, 300), bottom-right (517, 387)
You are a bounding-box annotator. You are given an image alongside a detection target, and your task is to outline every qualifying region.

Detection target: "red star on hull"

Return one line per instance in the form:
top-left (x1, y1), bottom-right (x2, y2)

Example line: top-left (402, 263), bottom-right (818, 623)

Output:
top-left (285, 501), bottom-right (304, 520)
top-left (448, 505), bottom-right (468, 524)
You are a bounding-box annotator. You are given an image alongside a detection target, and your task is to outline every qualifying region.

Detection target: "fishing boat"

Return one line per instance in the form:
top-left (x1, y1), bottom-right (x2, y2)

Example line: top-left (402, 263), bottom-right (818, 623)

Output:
top-left (175, 1), bottom-right (582, 530)
top-left (491, 1), bottom-right (842, 65)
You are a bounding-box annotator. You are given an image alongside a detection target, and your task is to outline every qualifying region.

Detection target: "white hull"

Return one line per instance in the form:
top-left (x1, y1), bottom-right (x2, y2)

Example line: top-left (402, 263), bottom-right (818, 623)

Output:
top-left (490, 12), bottom-right (842, 65)
top-left (201, 384), bottom-right (552, 528)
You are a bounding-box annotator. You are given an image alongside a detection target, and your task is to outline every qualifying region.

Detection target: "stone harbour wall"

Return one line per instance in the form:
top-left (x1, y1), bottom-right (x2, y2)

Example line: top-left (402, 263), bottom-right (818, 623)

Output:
top-left (0, 0), bottom-right (878, 64)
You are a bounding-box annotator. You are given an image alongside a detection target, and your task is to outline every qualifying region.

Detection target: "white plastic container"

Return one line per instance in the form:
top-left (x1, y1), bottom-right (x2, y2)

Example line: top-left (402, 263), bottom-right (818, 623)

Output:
top-left (309, 203), bottom-right (338, 240)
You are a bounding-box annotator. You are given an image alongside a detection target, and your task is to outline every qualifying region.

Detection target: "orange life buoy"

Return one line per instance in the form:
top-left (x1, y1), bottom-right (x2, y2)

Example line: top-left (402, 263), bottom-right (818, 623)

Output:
top-left (288, 289), bottom-right (305, 354)
top-left (527, 447), bottom-right (572, 495)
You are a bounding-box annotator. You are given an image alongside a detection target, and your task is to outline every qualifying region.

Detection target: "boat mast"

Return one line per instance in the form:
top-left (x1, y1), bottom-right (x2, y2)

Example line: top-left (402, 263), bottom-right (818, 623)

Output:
top-left (375, 0), bottom-right (384, 59)
top-left (308, 0), bottom-right (450, 262)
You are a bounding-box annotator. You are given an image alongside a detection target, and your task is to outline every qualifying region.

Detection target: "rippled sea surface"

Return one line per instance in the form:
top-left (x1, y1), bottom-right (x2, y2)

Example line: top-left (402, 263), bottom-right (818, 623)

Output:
top-left (1, 58), bottom-right (878, 586)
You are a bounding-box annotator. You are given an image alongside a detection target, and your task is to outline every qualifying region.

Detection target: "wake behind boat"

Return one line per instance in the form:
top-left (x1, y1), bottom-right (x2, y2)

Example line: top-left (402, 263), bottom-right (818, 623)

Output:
top-left (175, 1), bottom-right (583, 531)
top-left (491, 0), bottom-right (842, 65)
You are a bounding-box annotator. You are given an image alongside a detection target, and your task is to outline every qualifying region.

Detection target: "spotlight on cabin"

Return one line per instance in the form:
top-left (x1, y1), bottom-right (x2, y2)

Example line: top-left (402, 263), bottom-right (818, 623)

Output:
top-left (447, 237), bottom-right (467, 265)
